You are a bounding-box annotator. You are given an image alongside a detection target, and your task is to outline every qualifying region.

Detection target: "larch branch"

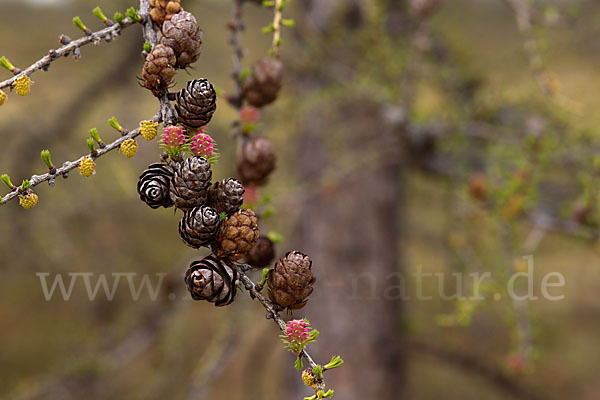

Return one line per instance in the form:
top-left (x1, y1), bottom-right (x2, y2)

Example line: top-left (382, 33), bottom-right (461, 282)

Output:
top-left (138, 0), bottom-right (177, 125)
top-left (234, 264), bottom-right (326, 393)
top-left (0, 112), bottom-right (161, 205)
top-left (0, 18), bottom-right (137, 91)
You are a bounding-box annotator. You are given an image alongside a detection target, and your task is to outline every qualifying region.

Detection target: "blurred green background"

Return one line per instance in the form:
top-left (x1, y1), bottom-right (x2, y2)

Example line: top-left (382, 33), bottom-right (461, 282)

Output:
top-left (1, 0), bottom-right (600, 399)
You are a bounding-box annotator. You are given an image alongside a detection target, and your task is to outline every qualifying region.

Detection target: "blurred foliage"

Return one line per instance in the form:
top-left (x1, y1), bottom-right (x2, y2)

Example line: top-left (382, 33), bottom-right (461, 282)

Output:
top-left (1, 0), bottom-right (600, 400)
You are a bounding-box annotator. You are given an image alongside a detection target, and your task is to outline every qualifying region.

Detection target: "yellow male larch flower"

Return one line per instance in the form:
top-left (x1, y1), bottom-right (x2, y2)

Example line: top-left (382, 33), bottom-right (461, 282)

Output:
top-left (13, 73), bottom-right (32, 96)
top-left (120, 139), bottom-right (138, 158)
top-left (79, 156), bottom-right (96, 177)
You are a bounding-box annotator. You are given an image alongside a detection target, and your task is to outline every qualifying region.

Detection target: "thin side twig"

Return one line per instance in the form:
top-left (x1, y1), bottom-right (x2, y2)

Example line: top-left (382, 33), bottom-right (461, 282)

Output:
top-left (228, 0), bottom-right (245, 110)
top-left (234, 264), bottom-right (326, 393)
top-left (0, 18), bottom-right (137, 90)
top-left (271, 0), bottom-right (284, 57)
top-left (0, 112), bottom-right (161, 205)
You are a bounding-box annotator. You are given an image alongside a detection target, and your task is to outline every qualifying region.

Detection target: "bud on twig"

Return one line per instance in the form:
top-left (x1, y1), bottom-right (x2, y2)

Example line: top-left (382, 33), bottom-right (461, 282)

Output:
top-left (92, 6), bottom-right (110, 25)
top-left (20, 179), bottom-right (31, 192)
top-left (107, 116), bottom-right (126, 135)
top-left (72, 16), bottom-right (91, 35)
top-left (89, 128), bottom-right (105, 148)
top-left (113, 12), bottom-right (124, 24)
top-left (259, 267), bottom-right (269, 286)
top-left (40, 149), bottom-right (56, 173)
top-left (1, 174), bottom-right (16, 190)
top-left (59, 35), bottom-right (72, 45)
top-left (86, 137), bottom-right (96, 154)
top-left (0, 56), bottom-right (18, 74)
top-left (143, 42), bottom-right (152, 53)
top-left (0, 89), bottom-right (6, 106)
top-left (125, 7), bottom-right (142, 23)
top-left (323, 355), bottom-right (344, 371)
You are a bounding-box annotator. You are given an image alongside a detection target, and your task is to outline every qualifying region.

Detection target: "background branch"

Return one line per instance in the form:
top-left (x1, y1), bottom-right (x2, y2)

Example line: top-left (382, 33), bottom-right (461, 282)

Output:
top-left (410, 340), bottom-right (544, 400)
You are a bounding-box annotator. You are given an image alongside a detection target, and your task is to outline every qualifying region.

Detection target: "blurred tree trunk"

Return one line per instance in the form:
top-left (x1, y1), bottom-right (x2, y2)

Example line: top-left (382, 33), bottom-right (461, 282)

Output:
top-left (289, 2), bottom-right (409, 398)
top-left (293, 118), bottom-right (405, 399)
top-left (289, 6), bottom-right (407, 400)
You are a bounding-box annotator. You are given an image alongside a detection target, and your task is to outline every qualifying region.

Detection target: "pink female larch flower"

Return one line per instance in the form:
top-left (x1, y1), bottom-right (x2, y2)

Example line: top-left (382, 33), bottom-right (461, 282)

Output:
top-left (190, 129), bottom-right (216, 158)
top-left (240, 106), bottom-right (260, 124)
top-left (281, 319), bottom-right (318, 356)
top-left (240, 106), bottom-right (260, 134)
top-left (286, 319), bottom-right (310, 345)
top-left (160, 125), bottom-right (187, 159)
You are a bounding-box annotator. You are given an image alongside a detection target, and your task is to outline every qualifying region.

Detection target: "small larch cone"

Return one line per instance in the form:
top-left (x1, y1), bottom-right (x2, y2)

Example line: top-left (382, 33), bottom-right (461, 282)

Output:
top-left (150, 0), bottom-right (182, 26)
top-left (212, 209), bottom-right (259, 261)
top-left (137, 163), bottom-right (174, 209)
top-left (185, 255), bottom-right (239, 306)
top-left (157, 11), bottom-right (202, 69)
top-left (170, 156), bottom-right (212, 210)
top-left (267, 251), bottom-right (315, 311)
top-left (242, 57), bottom-right (283, 108)
top-left (179, 206), bottom-right (221, 248)
top-left (141, 44), bottom-right (176, 95)
top-left (206, 178), bottom-right (245, 217)
top-left (245, 236), bottom-right (275, 268)
top-left (175, 79), bottom-right (217, 129)
top-left (236, 136), bottom-right (276, 186)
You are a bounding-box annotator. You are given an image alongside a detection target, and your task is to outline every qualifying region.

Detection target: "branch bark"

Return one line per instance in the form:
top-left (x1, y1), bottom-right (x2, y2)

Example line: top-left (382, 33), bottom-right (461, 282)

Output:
top-left (138, 0), bottom-right (177, 125)
top-left (233, 264), bottom-right (327, 392)
top-left (0, 18), bottom-right (136, 91)
top-left (0, 111), bottom-right (161, 205)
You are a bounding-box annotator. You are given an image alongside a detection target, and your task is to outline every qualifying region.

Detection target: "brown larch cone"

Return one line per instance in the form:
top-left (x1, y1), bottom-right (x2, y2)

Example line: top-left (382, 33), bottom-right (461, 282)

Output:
top-left (174, 79), bottom-right (217, 129)
top-left (242, 57), bottom-right (283, 108)
top-left (141, 44), bottom-right (176, 96)
top-left (267, 251), bottom-right (315, 311)
top-left (137, 163), bottom-right (174, 209)
top-left (206, 178), bottom-right (245, 217)
top-left (236, 137), bottom-right (276, 186)
top-left (212, 209), bottom-right (259, 261)
top-left (157, 11), bottom-right (203, 69)
top-left (170, 156), bottom-right (212, 210)
top-left (185, 255), bottom-right (239, 306)
top-left (150, 0), bottom-right (182, 26)
top-left (179, 206), bottom-right (221, 248)
top-left (245, 236), bottom-right (275, 268)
